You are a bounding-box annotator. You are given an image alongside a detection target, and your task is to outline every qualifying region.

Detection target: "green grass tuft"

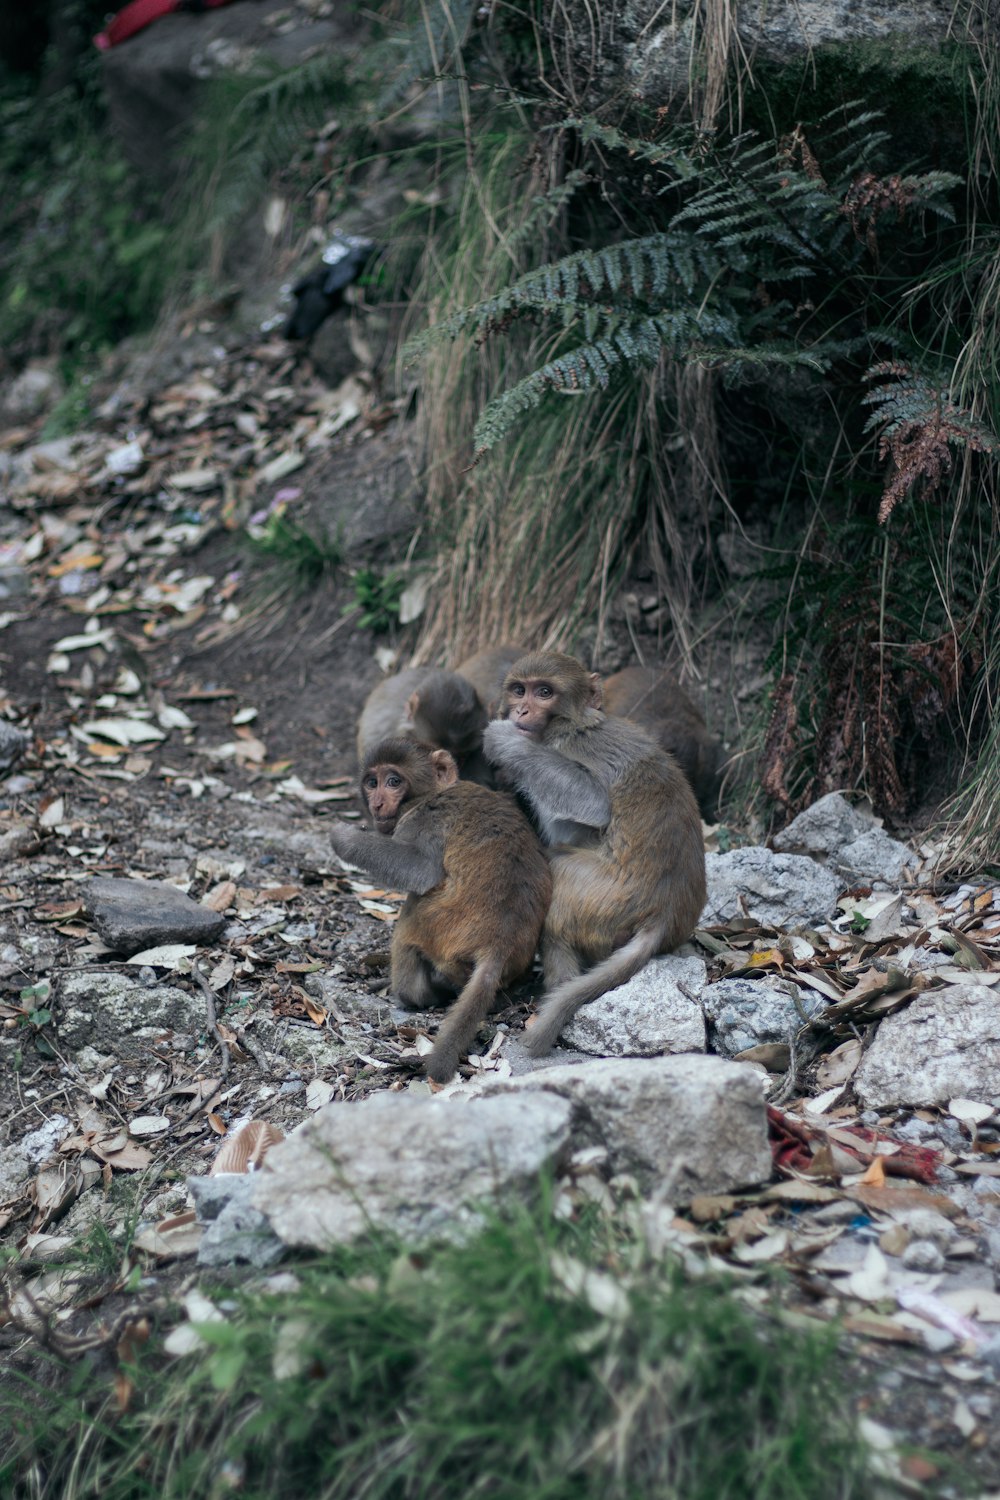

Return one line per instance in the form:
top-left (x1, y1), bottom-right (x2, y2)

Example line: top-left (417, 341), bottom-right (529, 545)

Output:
top-left (1, 1204), bottom-right (873, 1500)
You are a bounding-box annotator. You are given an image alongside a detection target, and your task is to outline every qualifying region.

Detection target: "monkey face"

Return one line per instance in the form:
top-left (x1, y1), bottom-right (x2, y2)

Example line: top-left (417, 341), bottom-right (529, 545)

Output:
top-left (362, 765), bottom-right (411, 834)
top-left (503, 675), bottom-right (557, 736)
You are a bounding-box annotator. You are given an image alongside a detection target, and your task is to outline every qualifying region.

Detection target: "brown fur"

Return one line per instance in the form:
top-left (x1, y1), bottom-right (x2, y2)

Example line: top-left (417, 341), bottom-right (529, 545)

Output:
top-left (453, 643), bottom-right (526, 716)
top-left (331, 738), bottom-right (551, 1084)
top-left (483, 652), bottom-right (706, 1055)
top-left (601, 665), bottom-right (722, 817)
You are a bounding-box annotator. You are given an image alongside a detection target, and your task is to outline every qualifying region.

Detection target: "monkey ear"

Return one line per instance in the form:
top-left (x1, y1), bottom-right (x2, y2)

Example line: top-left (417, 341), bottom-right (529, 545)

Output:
top-left (587, 673), bottom-right (604, 710)
top-left (430, 749), bottom-right (459, 787)
top-left (405, 690), bottom-right (421, 723)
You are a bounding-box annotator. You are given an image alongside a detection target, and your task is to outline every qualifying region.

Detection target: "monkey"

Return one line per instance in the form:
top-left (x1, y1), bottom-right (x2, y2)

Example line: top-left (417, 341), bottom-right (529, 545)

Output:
top-left (482, 651), bottom-right (706, 1057)
top-left (356, 667), bottom-right (491, 783)
top-left (453, 643), bottom-right (527, 717)
top-left (601, 665), bottom-right (722, 819)
top-left (329, 737), bottom-right (552, 1085)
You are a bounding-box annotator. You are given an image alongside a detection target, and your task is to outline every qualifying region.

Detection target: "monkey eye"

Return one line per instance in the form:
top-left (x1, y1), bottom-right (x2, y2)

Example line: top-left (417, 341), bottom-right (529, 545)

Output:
top-left (509, 683), bottom-right (525, 697)
top-left (536, 683), bottom-right (553, 698)
top-left (386, 774), bottom-right (403, 788)
top-left (362, 774), bottom-right (377, 790)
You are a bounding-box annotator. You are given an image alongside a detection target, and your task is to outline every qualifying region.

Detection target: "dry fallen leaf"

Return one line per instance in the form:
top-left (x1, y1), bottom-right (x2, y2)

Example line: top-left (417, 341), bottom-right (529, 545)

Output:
top-left (209, 1120), bottom-right (285, 1174)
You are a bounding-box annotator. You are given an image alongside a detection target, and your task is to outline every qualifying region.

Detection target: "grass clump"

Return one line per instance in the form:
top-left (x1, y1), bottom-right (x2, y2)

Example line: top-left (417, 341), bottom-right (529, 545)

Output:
top-left (247, 512), bottom-right (344, 591)
top-left (2, 1205), bottom-right (873, 1500)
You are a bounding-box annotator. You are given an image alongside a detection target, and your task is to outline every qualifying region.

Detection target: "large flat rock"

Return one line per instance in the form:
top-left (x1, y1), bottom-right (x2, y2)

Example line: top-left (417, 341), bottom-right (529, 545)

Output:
top-left (252, 1091), bottom-right (574, 1249)
top-left (493, 1054), bottom-right (772, 1198)
top-left (83, 876), bottom-right (225, 956)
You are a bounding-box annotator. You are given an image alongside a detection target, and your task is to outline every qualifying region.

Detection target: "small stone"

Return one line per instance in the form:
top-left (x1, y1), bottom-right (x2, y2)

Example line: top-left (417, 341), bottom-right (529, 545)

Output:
top-left (901, 1239), bottom-right (945, 1272)
top-left (702, 976), bottom-right (825, 1057)
top-left (0, 721), bottom-right (29, 773)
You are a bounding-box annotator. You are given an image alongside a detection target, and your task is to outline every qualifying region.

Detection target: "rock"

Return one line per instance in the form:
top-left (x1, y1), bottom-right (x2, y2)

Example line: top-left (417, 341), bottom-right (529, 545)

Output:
top-left (902, 1240), bottom-right (945, 1273)
top-left (0, 720), bottom-right (29, 773)
top-left (702, 976), bottom-right (826, 1057)
top-left (561, 955), bottom-right (707, 1056)
top-left (854, 987), bottom-right (1000, 1108)
top-left (100, 2), bottom-right (358, 185)
top-left (0, 821), bottom-right (38, 860)
top-left (773, 793), bottom-right (916, 885)
top-left (83, 876), bottom-right (225, 956)
top-left (494, 1054), bottom-right (772, 1197)
top-left (0, 360), bottom-right (62, 423)
top-left (0, 567), bottom-right (29, 599)
top-left (606, 0), bottom-right (954, 110)
top-left (773, 792), bottom-right (871, 857)
top-left (56, 971), bottom-right (204, 1058)
top-left (0, 1116), bottom-right (70, 1201)
top-left (252, 1091), bottom-right (575, 1249)
top-left (835, 829), bottom-right (917, 885)
top-left (702, 847), bottom-right (842, 927)
top-left (188, 1174), bottom-right (284, 1268)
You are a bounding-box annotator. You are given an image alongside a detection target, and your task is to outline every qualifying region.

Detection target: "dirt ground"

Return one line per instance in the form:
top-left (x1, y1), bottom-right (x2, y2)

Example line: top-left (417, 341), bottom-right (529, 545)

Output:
top-left (3, 313), bottom-right (1000, 1496)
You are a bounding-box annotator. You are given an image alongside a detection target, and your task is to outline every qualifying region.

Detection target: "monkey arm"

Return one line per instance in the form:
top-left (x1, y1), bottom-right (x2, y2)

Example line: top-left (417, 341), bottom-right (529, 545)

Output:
top-left (482, 721), bottom-right (611, 827)
top-left (329, 822), bottom-right (445, 895)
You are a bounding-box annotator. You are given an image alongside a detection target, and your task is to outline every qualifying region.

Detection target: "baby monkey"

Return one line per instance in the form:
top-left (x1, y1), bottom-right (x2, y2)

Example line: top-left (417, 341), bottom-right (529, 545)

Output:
top-left (356, 668), bottom-right (490, 783)
top-left (483, 651), bottom-right (706, 1056)
top-left (330, 738), bottom-right (551, 1084)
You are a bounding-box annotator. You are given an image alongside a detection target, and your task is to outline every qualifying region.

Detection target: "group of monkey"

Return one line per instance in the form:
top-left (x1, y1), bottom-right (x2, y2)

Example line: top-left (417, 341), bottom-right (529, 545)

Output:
top-left (331, 646), bottom-right (719, 1086)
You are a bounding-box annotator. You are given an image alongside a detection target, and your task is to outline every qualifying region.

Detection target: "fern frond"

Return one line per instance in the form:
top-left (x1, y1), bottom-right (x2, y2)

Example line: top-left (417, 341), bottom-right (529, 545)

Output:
top-left (863, 362), bottom-right (998, 522)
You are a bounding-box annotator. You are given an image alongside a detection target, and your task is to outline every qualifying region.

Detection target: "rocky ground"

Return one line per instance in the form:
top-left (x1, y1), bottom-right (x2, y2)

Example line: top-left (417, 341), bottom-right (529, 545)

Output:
top-left (3, 314), bottom-right (1000, 1495)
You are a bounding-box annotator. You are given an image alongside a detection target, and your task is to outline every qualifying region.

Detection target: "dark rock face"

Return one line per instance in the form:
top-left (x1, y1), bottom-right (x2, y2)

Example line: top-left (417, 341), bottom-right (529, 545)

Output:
top-left (99, 2), bottom-right (359, 184)
top-left (83, 876), bottom-right (225, 955)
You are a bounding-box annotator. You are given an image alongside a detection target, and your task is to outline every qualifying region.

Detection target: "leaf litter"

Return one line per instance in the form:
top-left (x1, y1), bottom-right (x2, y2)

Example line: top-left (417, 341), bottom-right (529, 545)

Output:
top-left (3, 318), bottom-right (1000, 1489)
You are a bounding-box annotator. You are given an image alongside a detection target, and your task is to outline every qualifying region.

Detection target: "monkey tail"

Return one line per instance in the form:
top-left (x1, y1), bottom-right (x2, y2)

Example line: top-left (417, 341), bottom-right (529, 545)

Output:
top-left (524, 926), bottom-right (663, 1058)
top-left (426, 958), bottom-right (503, 1086)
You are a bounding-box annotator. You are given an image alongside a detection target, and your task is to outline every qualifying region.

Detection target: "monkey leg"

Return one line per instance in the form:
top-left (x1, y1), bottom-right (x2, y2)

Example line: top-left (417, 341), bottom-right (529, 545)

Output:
top-left (425, 958), bottom-right (502, 1086)
top-left (541, 929), bottom-right (583, 990)
top-left (390, 942), bottom-right (439, 1010)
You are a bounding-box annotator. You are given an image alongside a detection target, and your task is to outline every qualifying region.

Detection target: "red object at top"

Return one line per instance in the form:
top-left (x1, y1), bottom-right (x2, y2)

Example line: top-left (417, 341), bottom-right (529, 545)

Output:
top-left (94, 0), bottom-right (237, 51)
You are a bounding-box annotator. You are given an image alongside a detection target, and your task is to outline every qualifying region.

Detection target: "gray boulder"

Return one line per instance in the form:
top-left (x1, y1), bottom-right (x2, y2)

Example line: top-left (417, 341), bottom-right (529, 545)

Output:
top-left (854, 986), bottom-right (1000, 1109)
top-left (83, 876), bottom-right (225, 956)
top-left (613, 1), bottom-right (955, 108)
top-left (252, 1091), bottom-right (574, 1250)
top-left (702, 847), bottom-right (841, 928)
top-left (702, 976), bottom-right (826, 1057)
top-left (773, 793), bottom-right (916, 885)
top-left (562, 955), bottom-right (707, 1057)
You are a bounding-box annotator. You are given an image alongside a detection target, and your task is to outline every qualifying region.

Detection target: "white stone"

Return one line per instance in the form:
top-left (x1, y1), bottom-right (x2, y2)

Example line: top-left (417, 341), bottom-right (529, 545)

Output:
top-left (252, 1091), bottom-right (574, 1249)
top-left (562, 955), bottom-right (707, 1057)
top-left (493, 1054), bottom-right (772, 1198)
top-left (702, 847), bottom-right (842, 927)
top-left (854, 987), bottom-right (1000, 1109)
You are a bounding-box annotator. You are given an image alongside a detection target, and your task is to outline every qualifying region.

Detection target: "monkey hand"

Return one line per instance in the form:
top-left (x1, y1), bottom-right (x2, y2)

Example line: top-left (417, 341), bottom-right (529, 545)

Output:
top-left (482, 718), bottom-right (534, 767)
top-left (330, 821), bottom-right (367, 863)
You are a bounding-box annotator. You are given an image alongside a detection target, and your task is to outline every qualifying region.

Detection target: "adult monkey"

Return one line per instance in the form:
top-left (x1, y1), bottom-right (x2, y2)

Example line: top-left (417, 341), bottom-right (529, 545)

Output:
top-left (601, 665), bottom-right (722, 818)
top-left (483, 651), bottom-right (706, 1056)
top-left (330, 737), bottom-right (550, 1084)
top-left (454, 643), bottom-right (526, 716)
